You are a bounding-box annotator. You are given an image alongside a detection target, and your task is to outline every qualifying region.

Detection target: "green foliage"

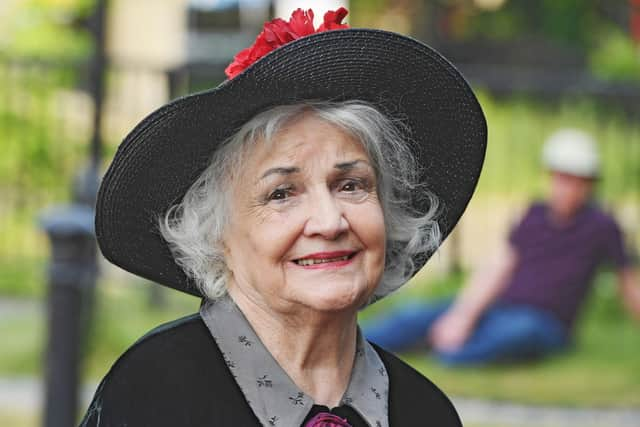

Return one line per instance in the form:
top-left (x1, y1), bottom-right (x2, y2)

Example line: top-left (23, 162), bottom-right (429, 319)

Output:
top-left (538, 0), bottom-right (600, 47)
top-left (0, 61), bottom-right (84, 188)
top-left (472, 91), bottom-right (640, 201)
top-left (438, 1), bottom-right (638, 82)
top-left (590, 29), bottom-right (640, 82)
top-left (6, 22), bottom-right (91, 60)
top-left (461, 0), bottom-right (602, 47)
top-left (0, 59), bottom-right (88, 261)
top-left (0, 0), bottom-right (94, 60)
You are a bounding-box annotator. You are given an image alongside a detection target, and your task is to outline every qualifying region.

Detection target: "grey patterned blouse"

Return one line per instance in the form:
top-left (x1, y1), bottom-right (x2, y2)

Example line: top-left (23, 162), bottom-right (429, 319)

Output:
top-left (200, 297), bottom-right (390, 427)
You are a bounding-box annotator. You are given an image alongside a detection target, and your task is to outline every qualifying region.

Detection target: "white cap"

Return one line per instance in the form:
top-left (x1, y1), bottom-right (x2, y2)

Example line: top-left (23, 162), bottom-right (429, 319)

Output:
top-left (542, 128), bottom-right (600, 178)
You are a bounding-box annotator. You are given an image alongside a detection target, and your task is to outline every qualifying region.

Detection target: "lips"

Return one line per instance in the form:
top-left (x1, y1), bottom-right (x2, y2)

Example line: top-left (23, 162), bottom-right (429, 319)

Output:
top-left (293, 250), bottom-right (358, 266)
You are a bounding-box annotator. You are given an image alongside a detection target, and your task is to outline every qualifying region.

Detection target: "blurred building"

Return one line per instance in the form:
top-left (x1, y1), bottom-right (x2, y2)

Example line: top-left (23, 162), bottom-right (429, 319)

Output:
top-left (103, 0), bottom-right (348, 140)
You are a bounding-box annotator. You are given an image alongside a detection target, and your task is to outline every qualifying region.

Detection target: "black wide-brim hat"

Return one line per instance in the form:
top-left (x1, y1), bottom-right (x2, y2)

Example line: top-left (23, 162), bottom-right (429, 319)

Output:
top-left (96, 29), bottom-right (487, 297)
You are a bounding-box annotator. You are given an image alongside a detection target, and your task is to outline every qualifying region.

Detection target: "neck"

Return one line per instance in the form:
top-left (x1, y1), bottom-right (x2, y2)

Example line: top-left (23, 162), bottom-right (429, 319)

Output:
top-left (549, 208), bottom-right (572, 225)
top-left (228, 288), bottom-right (358, 407)
top-left (548, 202), bottom-right (586, 226)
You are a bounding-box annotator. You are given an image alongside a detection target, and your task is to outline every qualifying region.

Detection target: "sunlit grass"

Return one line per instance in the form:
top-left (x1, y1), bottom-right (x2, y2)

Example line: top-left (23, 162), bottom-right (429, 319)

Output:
top-left (405, 343), bottom-right (640, 407)
top-left (1, 269), bottom-right (638, 407)
top-left (360, 271), bottom-right (640, 407)
top-left (0, 411), bottom-right (38, 427)
top-left (0, 256), bottom-right (47, 298)
top-left (0, 312), bottom-right (44, 377)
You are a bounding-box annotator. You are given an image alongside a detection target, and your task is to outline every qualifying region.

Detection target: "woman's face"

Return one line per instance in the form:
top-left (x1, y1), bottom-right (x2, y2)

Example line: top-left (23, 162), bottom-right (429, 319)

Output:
top-left (223, 113), bottom-right (386, 316)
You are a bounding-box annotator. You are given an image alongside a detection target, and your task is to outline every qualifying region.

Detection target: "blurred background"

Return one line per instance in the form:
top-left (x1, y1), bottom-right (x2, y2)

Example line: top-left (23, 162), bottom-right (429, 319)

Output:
top-left (0, 0), bottom-right (639, 426)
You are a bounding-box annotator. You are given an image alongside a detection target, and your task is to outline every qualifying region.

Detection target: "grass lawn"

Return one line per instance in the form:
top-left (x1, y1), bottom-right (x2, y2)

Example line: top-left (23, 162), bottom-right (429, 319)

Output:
top-left (360, 271), bottom-right (640, 407)
top-left (0, 270), bottom-right (639, 408)
top-left (403, 340), bottom-right (640, 407)
top-left (0, 256), bottom-right (46, 299)
top-left (0, 411), bottom-right (39, 427)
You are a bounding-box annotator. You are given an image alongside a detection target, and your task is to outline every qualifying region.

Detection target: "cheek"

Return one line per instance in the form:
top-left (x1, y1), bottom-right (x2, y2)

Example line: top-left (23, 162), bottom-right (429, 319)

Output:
top-left (236, 210), bottom-right (304, 266)
top-left (353, 202), bottom-right (386, 252)
top-left (552, 182), bottom-right (571, 200)
top-left (561, 184), bottom-right (584, 204)
top-left (578, 184), bottom-right (591, 200)
top-left (359, 205), bottom-right (386, 289)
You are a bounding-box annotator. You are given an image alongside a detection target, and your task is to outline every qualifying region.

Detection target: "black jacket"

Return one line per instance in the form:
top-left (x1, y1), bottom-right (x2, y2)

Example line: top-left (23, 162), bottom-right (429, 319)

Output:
top-left (80, 314), bottom-right (461, 426)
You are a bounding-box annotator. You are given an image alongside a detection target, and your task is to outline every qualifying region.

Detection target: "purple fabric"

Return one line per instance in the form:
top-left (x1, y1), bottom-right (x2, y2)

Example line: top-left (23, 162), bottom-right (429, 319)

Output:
top-left (304, 412), bottom-right (352, 427)
top-left (500, 202), bottom-right (630, 329)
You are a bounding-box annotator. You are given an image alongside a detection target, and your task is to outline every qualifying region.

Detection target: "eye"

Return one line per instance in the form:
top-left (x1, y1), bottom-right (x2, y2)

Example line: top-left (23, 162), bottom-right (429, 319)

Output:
top-left (339, 179), bottom-right (364, 192)
top-left (268, 186), bottom-right (294, 201)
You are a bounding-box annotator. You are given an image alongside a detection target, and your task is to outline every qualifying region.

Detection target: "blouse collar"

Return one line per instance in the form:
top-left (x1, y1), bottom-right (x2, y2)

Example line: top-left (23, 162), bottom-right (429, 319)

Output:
top-left (200, 296), bottom-right (389, 427)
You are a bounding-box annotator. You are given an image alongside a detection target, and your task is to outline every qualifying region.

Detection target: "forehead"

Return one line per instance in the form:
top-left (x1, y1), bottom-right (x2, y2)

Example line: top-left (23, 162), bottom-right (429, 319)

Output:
top-left (248, 113), bottom-right (368, 169)
top-left (551, 171), bottom-right (593, 186)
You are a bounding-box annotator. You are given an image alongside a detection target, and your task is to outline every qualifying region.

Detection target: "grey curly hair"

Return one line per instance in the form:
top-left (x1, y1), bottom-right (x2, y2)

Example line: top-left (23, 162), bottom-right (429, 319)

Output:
top-left (159, 100), bottom-right (440, 302)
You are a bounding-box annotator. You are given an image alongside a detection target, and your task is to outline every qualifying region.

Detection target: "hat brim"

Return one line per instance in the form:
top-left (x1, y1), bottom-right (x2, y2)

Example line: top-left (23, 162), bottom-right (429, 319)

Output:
top-left (96, 29), bottom-right (487, 297)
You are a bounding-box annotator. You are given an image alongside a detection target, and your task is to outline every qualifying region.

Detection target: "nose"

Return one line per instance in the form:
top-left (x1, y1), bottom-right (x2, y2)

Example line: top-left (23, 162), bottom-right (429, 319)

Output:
top-left (303, 187), bottom-right (349, 240)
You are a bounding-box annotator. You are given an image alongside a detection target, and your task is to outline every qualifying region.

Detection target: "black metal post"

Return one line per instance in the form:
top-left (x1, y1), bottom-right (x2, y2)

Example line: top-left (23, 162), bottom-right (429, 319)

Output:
top-left (41, 207), bottom-right (96, 427)
top-left (40, 0), bottom-right (108, 425)
top-left (88, 0), bottom-right (107, 172)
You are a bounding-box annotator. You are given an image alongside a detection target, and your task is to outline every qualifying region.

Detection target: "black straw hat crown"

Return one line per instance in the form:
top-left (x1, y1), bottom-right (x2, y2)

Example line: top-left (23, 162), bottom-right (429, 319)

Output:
top-left (96, 27), bottom-right (487, 296)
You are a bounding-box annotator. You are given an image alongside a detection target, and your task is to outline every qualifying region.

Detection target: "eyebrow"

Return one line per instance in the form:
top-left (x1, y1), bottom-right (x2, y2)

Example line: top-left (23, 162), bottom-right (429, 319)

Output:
top-left (260, 159), bottom-right (371, 180)
top-left (260, 166), bottom-right (300, 179)
top-left (335, 159), bottom-right (370, 171)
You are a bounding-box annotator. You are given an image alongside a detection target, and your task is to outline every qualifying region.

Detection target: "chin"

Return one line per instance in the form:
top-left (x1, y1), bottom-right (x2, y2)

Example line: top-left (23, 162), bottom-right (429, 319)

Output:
top-left (302, 286), bottom-right (372, 314)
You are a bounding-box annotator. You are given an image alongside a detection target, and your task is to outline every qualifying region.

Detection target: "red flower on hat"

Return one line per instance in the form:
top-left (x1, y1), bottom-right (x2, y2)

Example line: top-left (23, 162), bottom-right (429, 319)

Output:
top-left (225, 7), bottom-right (350, 79)
top-left (317, 8), bottom-right (349, 31)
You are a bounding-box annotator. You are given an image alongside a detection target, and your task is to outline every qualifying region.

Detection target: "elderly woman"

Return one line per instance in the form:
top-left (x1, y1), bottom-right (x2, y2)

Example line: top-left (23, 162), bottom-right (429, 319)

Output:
top-left (81, 8), bottom-right (486, 427)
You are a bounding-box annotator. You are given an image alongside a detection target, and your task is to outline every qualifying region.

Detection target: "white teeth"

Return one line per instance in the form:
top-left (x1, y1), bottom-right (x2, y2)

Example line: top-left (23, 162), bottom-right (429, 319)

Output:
top-left (296, 255), bottom-right (350, 266)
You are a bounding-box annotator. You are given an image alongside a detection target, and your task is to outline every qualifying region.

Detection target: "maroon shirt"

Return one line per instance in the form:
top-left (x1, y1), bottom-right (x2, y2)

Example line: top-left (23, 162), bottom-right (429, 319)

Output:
top-left (499, 202), bottom-right (631, 330)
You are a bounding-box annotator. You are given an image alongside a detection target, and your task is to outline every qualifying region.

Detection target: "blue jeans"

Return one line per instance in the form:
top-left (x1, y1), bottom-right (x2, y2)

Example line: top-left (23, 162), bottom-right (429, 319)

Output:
top-left (363, 300), bottom-right (568, 365)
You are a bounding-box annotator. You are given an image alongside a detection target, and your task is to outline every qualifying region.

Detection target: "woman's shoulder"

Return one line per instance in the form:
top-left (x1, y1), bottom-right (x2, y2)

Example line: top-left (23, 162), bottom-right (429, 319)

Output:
top-left (100, 313), bottom-right (220, 380)
top-left (80, 313), bottom-right (259, 426)
top-left (371, 343), bottom-right (462, 427)
top-left (116, 312), bottom-right (213, 359)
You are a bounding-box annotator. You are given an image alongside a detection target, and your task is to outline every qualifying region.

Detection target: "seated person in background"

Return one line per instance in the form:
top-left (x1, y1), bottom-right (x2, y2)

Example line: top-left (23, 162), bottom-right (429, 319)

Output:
top-left (364, 129), bottom-right (640, 366)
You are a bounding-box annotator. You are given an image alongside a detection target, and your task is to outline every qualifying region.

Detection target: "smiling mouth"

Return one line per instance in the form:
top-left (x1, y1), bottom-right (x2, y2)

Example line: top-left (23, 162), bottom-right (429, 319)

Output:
top-left (293, 252), bottom-right (357, 266)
